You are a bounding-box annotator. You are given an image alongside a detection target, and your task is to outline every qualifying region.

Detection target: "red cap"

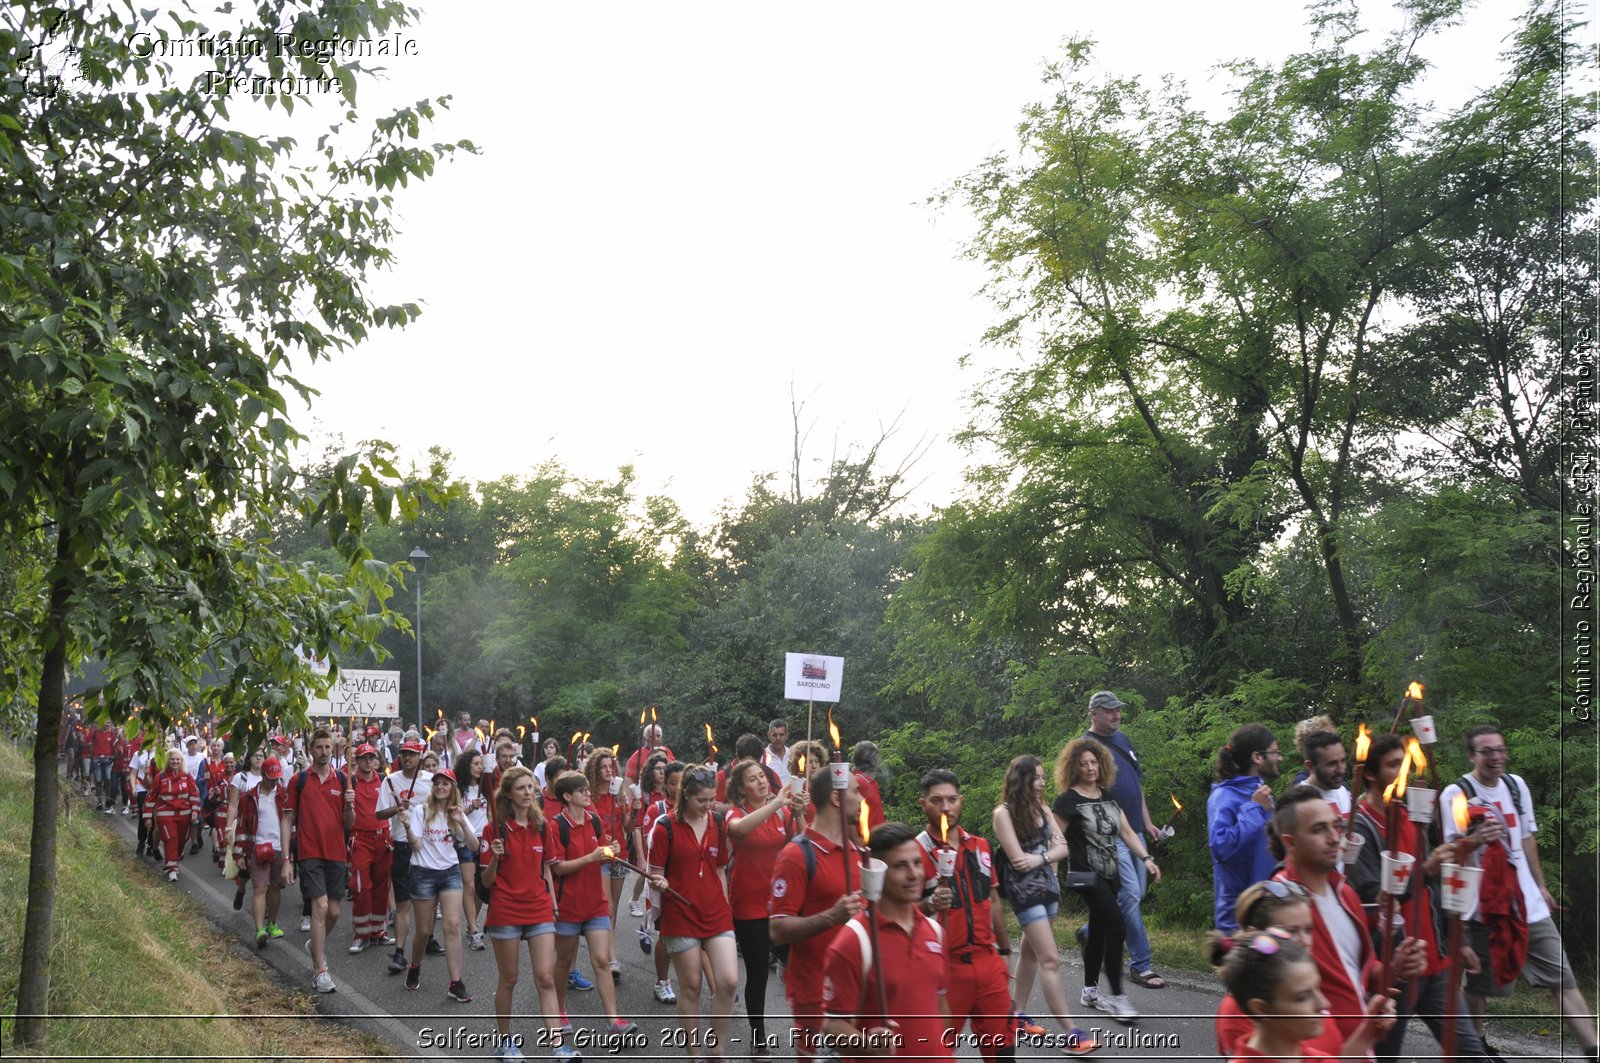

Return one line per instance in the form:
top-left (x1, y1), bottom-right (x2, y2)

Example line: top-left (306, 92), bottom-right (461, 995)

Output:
top-left (366, 725), bottom-right (381, 736)
top-left (432, 768), bottom-right (456, 785)
top-left (262, 757), bottom-right (285, 779)
top-left (401, 739), bottom-right (426, 753)
top-left (354, 743), bottom-right (377, 758)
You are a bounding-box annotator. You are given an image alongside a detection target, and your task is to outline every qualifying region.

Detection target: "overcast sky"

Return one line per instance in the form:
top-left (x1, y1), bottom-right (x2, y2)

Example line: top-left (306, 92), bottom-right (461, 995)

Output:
top-left (288, 0), bottom-right (1540, 528)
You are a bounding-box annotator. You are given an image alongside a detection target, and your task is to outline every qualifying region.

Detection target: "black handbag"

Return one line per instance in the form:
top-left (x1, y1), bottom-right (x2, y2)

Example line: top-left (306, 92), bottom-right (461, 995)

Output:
top-left (1006, 835), bottom-right (1061, 909)
top-left (1060, 809), bottom-right (1098, 893)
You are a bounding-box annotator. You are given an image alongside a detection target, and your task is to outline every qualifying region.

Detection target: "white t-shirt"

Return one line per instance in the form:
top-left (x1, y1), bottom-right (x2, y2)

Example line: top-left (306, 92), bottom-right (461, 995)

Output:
top-left (762, 746), bottom-right (792, 787)
top-left (1440, 772), bottom-right (1547, 923)
top-left (254, 786), bottom-right (282, 852)
top-left (1308, 879), bottom-right (1366, 1000)
top-left (1318, 784), bottom-right (1352, 816)
top-left (375, 769), bottom-right (433, 844)
top-left (462, 783), bottom-right (489, 836)
top-left (183, 751), bottom-right (206, 780)
top-left (130, 750), bottom-right (153, 794)
top-left (231, 770), bottom-right (261, 795)
top-left (409, 804), bottom-right (462, 871)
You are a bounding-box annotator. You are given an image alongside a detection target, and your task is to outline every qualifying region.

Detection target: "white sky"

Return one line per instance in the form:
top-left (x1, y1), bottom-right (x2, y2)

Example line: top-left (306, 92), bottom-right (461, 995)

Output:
top-left (289, 0), bottom-right (1539, 528)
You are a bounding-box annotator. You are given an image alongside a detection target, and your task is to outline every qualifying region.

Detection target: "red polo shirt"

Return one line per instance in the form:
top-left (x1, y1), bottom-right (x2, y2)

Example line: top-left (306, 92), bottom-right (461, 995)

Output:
top-left (91, 727), bottom-right (115, 758)
top-left (482, 818), bottom-right (554, 926)
top-left (769, 828), bottom-right (864, 1006)
top-left (649, 812), bottom-right (734, 937)
top-left (591, 790), bottom-right (629, 848)
top-left (352, 772), bottom-right (388, 834)
top-left (284, 767), bottom-right (349, 862)
top-left (915, 827), bottom-right (998, 952)
top-left (546, 810), bottom-right (609, 922)
top-left (727, 803), bottom-right (794, 920)
top-left (823, 909), bottom-right (953, 1060)
top-left (857, 773), bottom-right (886, 831)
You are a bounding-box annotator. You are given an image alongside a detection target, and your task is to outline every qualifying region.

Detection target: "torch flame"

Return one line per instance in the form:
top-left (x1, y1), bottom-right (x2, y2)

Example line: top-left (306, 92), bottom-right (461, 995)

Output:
top-left (939, 812), bottom-right (950, 844)
top-left (425, 726), bottom-right (436, 741)
top-left (612, 743), bottom-right (620, 756)
top-left (639, 706), bottom-right (648, 724)
top-left (705, 722), bottom-right (714, 745)
top-left (474, 727), bottom-right (486, 744)
top-left (518, 725), bottom-right (526, 740)
top-left (1407, 681), bottom-right (1424, 701)
top-left (796, 754), bottom-right (807, 776)
top-left (1354, 722), bottom-right (1372, 763)
top-left (859, 800), bottom-right (871, 843)
top-left (1170, 793), bottom-right (1183, 813)
top-left (581, 731), bottom-right (591, 747)
top-left (1391, 746), bottom-right (1412, 799)
top-left (570, 729), bottom-right (583, 745)
top-left (1406, 737), bottom-right (1427, 776)
top-left (828, 707), bottom-right (842, 752)
top-left (650, 706), bottom-right (657, 725)
top-left (1452, 792), bottom-right (1470, 832)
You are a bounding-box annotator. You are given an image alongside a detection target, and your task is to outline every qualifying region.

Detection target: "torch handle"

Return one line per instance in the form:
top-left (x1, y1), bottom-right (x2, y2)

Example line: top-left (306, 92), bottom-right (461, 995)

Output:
top-left (864, 899), bottom-right (890, 1024)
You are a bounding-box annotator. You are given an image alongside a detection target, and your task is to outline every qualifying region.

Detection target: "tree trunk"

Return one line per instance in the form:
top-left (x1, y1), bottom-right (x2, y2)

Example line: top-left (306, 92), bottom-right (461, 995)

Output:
top-left (13, 522), bottom-right (73, 1051)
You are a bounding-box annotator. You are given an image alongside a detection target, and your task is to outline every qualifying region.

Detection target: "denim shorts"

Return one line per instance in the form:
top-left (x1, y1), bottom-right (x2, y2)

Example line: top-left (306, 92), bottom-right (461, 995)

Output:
top-left (602, 861), bottom-right (629, 879)
top-left (487, 922), bottom-right (556, 941)
top-left (1014, 900), bottom-right (1059, 928)
top-left (665, 930), bottom-right (735, 955)
top-left (554, 915), bottom-right (613, 936)
top-left (409, 863), bottom-right (463, 901)
top-left (454, 842), bottom-right (477, 864)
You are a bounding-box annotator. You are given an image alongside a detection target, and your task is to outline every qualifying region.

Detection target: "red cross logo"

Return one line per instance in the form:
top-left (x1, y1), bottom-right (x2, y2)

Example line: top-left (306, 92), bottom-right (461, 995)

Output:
top-left (1444, 872), bottom-right (1467, 892)
top-left (1391, 863), bottom-right (1412, 886)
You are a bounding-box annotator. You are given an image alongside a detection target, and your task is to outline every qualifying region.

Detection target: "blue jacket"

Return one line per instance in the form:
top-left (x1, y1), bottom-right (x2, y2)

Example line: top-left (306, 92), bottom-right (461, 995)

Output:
top-left (1206, 775), bottom-right (1277, 932)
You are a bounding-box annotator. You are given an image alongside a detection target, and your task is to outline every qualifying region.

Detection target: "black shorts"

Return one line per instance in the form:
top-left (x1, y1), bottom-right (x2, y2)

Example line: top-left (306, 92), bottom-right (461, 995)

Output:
top-left (391, 843), bottom-right (415, 902)
top-left (298, 857), bottom-right (348, 901)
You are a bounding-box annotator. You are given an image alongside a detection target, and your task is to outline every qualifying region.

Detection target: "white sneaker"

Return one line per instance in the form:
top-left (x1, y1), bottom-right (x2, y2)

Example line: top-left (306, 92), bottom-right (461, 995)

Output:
top-left (313, 969), bottom-right (336, 994)
top-left (349, 937), bottom-right (368, 954)
top-left (469, 931), bottom-right (486, 951)
top-left (1102, 993), bottom-right (1139, 1023)
top-left (652, 979), bottom-right (676, 1004)
top-left (628, 900), bottom-right (644, 917)
top-left (1081, 986), bottom-right (1104, 1011)
top-left (300, 915), bottom-right (312, 933)
top-left (166, 870), bottom-right (178, 883)
top-left (609, 959), bottom-right (621, 979)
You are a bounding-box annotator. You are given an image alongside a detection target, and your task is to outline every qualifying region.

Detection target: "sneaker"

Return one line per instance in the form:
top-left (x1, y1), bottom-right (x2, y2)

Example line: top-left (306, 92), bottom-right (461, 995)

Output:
top-left (122, 805), bottom-right (132, 815)
top-left (1014, 1012), bottom-right (1046, 1037)
top-left (349, 936), bottom-right (369, 954)
top-left (388, 948), bottom-right (408, 973)
top-left (495, 1040), bottom-right (527, 1061)
top-left (628, 900), bottom-right (644, 917)
top-left (313, 969), bottom-right (336, 994)
top-left (427, 937), bottom-right (446, 955)
top-left (405, 964), bottom-right (421, 991)
top-left (568, 968), bottom-right (595, 991)
top-left (653, 980), bottom-right (677, 1004)
top-left (637, 927), bottom-right (653, 955)
top-left (166, 870), bottom-right (178, 882)
top-left (1064, 1027), bottom-right (1101, 1055)
top-left (1081, 985), bottom-right (1105, 1011)
top-left (232, 885), bottom-right (245, 911)
top-left (256, 928), bottom-right (269, 949)
top-left (560, 1012), bottom-right (574, 1035)
top-left (552, 1046), bottom-right (582, 1061)
top-left (266, 922), bottom-right (284, 939)
top-left (1101, 993), bottom-right (1139, 1023)
top-left (607, 1018), bottom-right (639, 1037)
top-left (103, 805), bottom-right (116, 814)
top-left (447, 979), bottom-right (472, 1003)
top-left (376, 930), bottom-right (397, 946)
top-left (469, 931), bottom-right (486, 951)
top-left (609, 959), bottom-right (622, 980)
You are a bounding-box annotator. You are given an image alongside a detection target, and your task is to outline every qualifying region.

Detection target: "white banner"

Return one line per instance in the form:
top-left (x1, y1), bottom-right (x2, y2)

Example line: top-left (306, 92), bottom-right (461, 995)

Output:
top-left (308, 669), bottom-right (402, 719)
top-left (784, 652), bottom-right (845, 702)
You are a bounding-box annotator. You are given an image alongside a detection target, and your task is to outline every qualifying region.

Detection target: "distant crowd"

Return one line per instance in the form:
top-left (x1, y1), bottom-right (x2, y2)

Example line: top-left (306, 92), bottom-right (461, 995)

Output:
top-left (56, 696), bottom-right (1596, 1063)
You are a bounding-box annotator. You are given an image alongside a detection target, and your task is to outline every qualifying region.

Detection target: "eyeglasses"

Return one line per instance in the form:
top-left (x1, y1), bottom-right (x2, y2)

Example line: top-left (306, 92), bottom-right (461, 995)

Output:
top-left (1259, 880), bottom-right (1309, 900)
top-left (1472, 746), bottom-right (1508, 757)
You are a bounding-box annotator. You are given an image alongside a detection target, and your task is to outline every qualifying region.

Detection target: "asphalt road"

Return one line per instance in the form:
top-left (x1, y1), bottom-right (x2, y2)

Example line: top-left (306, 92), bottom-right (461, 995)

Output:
top-left (99, 811), bottom-right (1564, 1062)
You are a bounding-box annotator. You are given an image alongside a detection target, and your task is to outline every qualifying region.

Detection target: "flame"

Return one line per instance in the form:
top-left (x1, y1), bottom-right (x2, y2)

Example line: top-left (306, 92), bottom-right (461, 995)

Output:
top-left (474, 727), bottom-right (486, 743)
top-left (425, 726), bottom-right (436, 741)
top-left (1354, 722), bottom-right (1372, 763)
top-left (569, 729), bottom-right (583, 747)
top-left (705, 722), bottom-right (715, 745)
top-left (859, 800), bottom-right (871, 843)
top-left (939, 812), bottom-right (950, 844)
top-left (1452, 792), bottom-right (1470, 832)
top-left (1407, 681), bottom-right (1424, 701)
top-left (639, 706), bottom-right (648, 724)
top-left (1170, 793), bottom-right (1183, 813)
top-left (650, 706), bottom-right (657, 725)
top-left (828, 707), bottom-right (842, 752)
top-left (1392, 746), bottom-right (1412, 798)
top-left (1406, 737), bottom-right (1427, 776)
top-left (796, 753), bottom-right (807, 776)
top-left (517, 725), bottom-right (526, 740)
top-left (490, 718), bottom-right (497, 734)
top-left (531, 715), bottom-right (539, 730)
top-left (612, 743), bottom-right (620, 756)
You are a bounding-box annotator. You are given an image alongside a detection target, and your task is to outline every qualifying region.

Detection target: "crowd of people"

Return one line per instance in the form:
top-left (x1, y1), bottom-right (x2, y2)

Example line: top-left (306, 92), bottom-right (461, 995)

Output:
top-left (55, 696), bottom-right (1596, 1063)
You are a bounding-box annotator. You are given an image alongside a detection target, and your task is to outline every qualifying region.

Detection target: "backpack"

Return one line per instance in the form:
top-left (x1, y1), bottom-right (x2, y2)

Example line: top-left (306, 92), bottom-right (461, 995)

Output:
top-left (654, 810), bottom-right (729, 877)
top-left (1453, 774), bottom-right (1526, 837)
top-left (551, 810), bottom-right (605, 906)
top-left (289, 768), bottom-right (351, 852)
top-left (478, 815), bottom-right (545, 905)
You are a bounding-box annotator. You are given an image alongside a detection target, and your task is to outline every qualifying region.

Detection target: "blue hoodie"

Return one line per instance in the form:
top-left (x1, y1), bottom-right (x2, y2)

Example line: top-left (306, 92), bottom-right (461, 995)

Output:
top-left (1206, 775), bottom-right (1277, 932)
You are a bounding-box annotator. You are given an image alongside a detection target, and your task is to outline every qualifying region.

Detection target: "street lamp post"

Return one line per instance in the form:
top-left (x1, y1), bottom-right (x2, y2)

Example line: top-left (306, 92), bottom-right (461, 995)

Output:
top-left (409, 547), bottom-right (429, 732)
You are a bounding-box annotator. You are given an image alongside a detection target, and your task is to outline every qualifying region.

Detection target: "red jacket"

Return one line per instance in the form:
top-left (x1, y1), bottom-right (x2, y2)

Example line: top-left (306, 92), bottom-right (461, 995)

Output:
top-left (1274, 862), bottom-right (1377, 1043)
top-left (147, 770), bottom-right (200, 817)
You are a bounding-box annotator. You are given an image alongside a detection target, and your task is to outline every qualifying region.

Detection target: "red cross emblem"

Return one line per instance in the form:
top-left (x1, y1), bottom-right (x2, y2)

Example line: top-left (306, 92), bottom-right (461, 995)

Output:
top-left (1391, 863), bottom-right (1412, 886)
top-left (1444, 872), bottom-right (1468, 892)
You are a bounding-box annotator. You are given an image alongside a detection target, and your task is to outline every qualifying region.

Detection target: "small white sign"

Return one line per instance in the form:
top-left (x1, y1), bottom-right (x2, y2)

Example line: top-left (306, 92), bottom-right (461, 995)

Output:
top-left (308, 669), bottom-right (402, 719)
top-left (295, 644), bottom-right (331, 677)
top-left (784, 652), bottom-right (845, 702)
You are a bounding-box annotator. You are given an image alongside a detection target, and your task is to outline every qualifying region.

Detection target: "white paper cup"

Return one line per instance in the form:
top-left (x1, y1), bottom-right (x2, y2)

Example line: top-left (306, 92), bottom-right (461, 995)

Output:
top-left (1406, 786), bottom-right (1437, 825)
top-left (1336, 832), bottom-right (1365, 864)
top-left (859, 858), bottom-right (887, 901)
top-left (1441, 863), bottom-right (1483, 914)
top-left (609, 775), bottom-right (623, 795)
top-left (934, 848), bottom-right (958, 878)
top-left (1380, 850), bottom-right (1417, 895)
top-left (829, 761), bottom-right (851, 790)
top-left (1410, 715), bottom-right (1438, 744)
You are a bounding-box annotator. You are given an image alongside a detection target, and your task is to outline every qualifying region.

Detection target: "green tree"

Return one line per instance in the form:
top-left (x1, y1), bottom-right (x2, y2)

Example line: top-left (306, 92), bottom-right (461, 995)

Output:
top-left (0, 2), bottom-right (470, 1047)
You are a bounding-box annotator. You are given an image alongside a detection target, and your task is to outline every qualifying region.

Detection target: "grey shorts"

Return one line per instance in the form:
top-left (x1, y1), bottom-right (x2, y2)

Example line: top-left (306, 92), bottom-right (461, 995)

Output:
top-left (298, 857), bottom-right (348, 902)
top-left (665, 930), bottom-right (734, 955)
top-left (1467, 916), bottom-right (1576, 995)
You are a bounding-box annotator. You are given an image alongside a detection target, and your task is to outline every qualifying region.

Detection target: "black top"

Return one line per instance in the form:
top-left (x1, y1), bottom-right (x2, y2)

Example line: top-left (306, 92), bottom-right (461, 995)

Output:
top-left (1052, 789), bottom-right (1123, 885)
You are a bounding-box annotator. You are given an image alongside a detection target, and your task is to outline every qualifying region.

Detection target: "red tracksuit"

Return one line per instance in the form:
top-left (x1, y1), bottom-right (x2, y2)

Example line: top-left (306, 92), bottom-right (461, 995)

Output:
top-left (146, 768), bottom-right (200, 874)
top-left (348, 771), bottom-right (392, 941)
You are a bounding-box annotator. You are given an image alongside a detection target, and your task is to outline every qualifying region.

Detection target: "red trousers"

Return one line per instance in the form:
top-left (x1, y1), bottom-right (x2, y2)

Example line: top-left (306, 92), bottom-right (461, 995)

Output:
top-left (152, 813), bottom-right (189, 873)
top-left (945, 948), bottom-right (1016, 1060)
top-left (789, 1002), bottom-right (824, 1061)
top-left (349, 831), bottom-right (392, 940)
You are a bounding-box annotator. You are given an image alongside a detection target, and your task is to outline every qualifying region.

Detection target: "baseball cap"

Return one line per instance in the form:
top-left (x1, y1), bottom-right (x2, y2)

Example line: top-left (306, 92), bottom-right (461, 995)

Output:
top-left (1088, 690), bottom-right (1126, 713)
top-left (432, 768), bottom-right (457, 784)
top-left (269, 733), bottom-right (291, 746)
top-left (366, 725), bottom-right (381, 736)
top-left (401, 739), bottom-right (426, 753)
top-left (262, 757), bottom-right (285, 779)
top-left (354, 743), bottom-right (377, 758)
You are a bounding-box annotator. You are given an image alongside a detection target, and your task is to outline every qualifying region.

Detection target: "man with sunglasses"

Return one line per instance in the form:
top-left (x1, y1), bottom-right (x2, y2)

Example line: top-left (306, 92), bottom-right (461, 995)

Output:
top-left (1441, 725), bottom-right (1598, 1063)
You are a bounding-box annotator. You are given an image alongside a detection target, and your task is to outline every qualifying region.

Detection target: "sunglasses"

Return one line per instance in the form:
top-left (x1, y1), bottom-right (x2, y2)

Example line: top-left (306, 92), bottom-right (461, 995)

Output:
top-left (685, 770), bottom-right (715, 786)
top-left (1259, 880), bottom-right (1309, 900)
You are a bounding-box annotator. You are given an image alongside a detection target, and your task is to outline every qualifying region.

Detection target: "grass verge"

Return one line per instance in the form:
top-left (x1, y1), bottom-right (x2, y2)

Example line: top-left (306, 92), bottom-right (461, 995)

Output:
top-left (0, 741), bottom-right (395, 1061)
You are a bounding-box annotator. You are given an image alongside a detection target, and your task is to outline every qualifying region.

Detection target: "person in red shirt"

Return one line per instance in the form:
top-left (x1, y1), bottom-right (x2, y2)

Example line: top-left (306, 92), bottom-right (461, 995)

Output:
top-left (111, 731), bottom-right (133, 815)
top-left (90, 722), bottom-right (117, 811)
top-left (540, 755), bottom-right (569, 824)
top-left (641, 759), bottom-right (687, 1000)
top-left (585, 748), bottom-right (635, 961)
top-left (770, 764), bottom-right (866, 1061)
top-left (347, 744), bottom-right (393, 952)
top-left (822, 821), bottom-right (955, 1060)
top-left (145, 746), bottom-right (200, 880)
top-left (281, 728), bottom-right (356, 995)
top-left (480, 764), bottom-right (565, 1060)
top-left (647, 767), bottom-right (738, 1059)
top-left (1221, 934), bottom-right (1341, 1063)
top-left (1213, 879), bottom-right (1394, 1061)
top-left (624, 723), bottom-right (675, 783)
top-left (547, 770), bottom-right (637, 1039)
top-left (851, 741), bottom-right (887, 832)
top-left (715, 735), bottom-right (781, 810)
top-left (726, 757), bottom-right (805, 1056)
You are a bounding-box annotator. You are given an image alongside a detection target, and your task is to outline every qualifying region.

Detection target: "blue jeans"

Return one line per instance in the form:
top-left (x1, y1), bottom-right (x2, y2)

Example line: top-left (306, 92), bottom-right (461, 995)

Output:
top-left (1115, 837), bottom-right (1152, 972)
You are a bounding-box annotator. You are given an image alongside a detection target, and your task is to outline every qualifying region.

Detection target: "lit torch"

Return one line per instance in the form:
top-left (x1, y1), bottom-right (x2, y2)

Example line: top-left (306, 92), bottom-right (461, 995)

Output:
top-left (705, 721), bottom-right (717, 763)
top-left (1343, 722), bottom-right (1372, 842)
top-left (568, 729), bottom-right (583, 761)
top-left (1390, 681), bottom-right (1425, 734)
top-left (828, 707), bottom-right (843, 758)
